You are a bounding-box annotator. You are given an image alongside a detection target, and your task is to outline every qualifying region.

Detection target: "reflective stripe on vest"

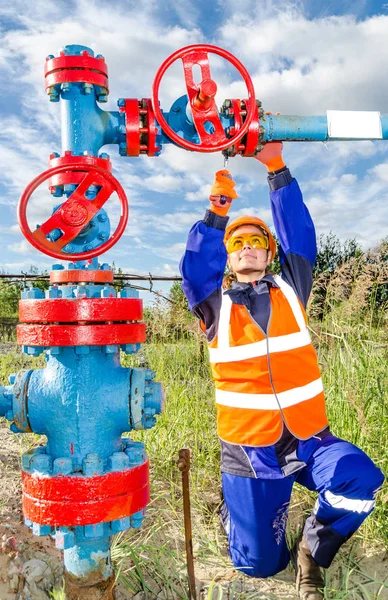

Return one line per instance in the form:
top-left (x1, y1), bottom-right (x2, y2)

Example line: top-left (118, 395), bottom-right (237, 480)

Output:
top-left (209, 275), bottom-right (328, 446)
top-left (216, 377), bottom-right (324, 410)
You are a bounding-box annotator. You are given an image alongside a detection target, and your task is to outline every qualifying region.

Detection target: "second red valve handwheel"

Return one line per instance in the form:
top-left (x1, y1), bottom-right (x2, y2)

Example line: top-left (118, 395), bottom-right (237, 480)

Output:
top-left (18, 164), bottom-right (128, 261)
top-left (152, 44), bottom-right (256, 153)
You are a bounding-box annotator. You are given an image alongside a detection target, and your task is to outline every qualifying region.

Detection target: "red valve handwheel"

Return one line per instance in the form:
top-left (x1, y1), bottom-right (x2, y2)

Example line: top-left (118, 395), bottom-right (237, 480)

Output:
top-left (152, 44), bottom-right (256, 153)
top-left (18, 164), bottom-right (128, 261)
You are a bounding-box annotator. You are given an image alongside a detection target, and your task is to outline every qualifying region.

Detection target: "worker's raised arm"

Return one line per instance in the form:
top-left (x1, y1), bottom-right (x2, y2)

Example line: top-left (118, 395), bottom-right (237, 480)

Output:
top-left (179, 171), bottom-right (237, 340)
top-left (256, 143), bottom-right (317, 307)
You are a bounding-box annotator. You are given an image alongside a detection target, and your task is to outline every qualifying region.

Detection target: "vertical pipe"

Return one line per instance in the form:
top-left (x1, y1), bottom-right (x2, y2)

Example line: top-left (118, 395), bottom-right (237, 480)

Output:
top-left (64, 535), bottom-right (115, 600)
top-left (60, 87), bottom-right (110, 156)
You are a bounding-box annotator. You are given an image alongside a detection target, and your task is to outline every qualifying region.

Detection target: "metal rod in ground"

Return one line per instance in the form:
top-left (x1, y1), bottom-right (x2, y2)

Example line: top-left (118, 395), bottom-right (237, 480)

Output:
top-left (177, 448), bottom-right (197, 600)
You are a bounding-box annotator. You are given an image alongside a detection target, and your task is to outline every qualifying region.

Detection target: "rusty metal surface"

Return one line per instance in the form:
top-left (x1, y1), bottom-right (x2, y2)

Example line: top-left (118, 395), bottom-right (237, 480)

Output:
top-left (177, 448), bottom-right (197, 600)
top-left (65, 570), bottom-right (116, 600)
top-left (50, 269), bottom-right (114, 283)
top-left (13, 369), bottom-right (33, 433)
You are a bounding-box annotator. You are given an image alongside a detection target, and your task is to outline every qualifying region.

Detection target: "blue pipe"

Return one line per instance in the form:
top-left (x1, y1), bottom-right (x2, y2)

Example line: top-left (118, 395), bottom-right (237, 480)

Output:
top-left (58, 45), bottom-right (119, 157)
top-left (0, 383), bottom-right (12, 418)
top-left (165, 95), bottom-right (388, 144)
top-left (27, 349), bottom-right (131, 466)
top-left (60, 90), bottom-right (119, 155)
top-left (260, 114), bottom-right (388, 142)
top-left (64, 532), bottom-right (111, 579)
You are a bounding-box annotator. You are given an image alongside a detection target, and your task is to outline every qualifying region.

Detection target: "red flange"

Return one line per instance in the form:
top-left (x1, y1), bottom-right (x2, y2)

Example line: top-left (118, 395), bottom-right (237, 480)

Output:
top-left (19, 298), bottom-right (143, 324)
top-left (224, 99), bottom-right (243, 157)
top-left (242, 99), bottom-right (260, 156)
top-left (152, 44), bottom-right (256, 153)
top-left (50, 270), bottom-right (114, 284)
top-left (120, 98), bottom-right (160, 156)
top-left (18, 163), bottom-right (129, 261)
top-left (17, 323), bottom-right (146, 347)
top-left (143, 98), bottom-right (159, 156)
top-left (22, 461), bottom-right (149, 526)
top-left (221, 99), bottom-right (261, 156)
top-left (125, 99), bottom-right (141, 156)
top-left (44, 53), bottom-right (109, 94)
top-left (48, 153), bottom-right (112, 190)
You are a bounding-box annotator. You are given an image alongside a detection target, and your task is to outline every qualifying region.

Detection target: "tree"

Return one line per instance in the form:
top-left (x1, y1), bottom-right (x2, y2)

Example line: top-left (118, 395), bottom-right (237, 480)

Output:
top-left (0, 280), bottom-right (20, 317)
top-left (169, 281), bottom-right (189, 311)
top-left (313, 232), bottom-right (361, 276)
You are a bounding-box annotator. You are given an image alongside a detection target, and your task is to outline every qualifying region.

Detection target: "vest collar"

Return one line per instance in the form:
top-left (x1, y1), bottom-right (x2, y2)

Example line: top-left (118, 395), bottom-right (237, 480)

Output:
top-left (230, 273), bottom-right (279, 290)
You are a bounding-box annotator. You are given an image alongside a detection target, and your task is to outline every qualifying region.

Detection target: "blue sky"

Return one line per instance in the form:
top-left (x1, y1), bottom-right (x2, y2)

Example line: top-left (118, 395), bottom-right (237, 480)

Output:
top-left (0, 0), bottom-right (388, 303)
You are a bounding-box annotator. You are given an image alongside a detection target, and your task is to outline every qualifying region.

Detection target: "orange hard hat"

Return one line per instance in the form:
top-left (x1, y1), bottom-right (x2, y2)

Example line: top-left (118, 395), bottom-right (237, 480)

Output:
top-left (225, 215), bottom-right (277, 259)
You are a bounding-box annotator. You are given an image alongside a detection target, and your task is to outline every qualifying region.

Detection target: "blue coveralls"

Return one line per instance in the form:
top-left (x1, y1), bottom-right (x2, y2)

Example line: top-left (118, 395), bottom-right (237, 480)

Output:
top-left (180, 167), bottom-right (384, 576)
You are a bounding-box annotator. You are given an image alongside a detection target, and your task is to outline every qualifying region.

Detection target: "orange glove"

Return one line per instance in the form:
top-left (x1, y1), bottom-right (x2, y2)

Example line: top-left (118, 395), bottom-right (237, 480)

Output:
top-left (255, 142), bottom-right (285, 171)
top-left (209, 170), bottom-right (238, 216)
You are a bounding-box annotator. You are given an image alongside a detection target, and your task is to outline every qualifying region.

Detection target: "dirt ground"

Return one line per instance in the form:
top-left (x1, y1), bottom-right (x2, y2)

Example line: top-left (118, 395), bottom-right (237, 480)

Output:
top-left (0, 422), bottom-right (63, 599)
top-left (0, 420), bottom-right (387, 599)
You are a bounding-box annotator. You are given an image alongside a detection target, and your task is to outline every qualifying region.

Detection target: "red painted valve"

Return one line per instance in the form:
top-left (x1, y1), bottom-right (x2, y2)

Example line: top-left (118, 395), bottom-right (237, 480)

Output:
top-left (152, 44), bottom-right (256, 153)
top-left (18, 164), bottom-right (128, 261)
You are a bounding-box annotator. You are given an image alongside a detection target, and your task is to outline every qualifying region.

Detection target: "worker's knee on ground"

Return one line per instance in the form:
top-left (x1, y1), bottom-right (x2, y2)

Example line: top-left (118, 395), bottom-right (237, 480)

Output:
top-left (230, 553), bottom-right (287, 579)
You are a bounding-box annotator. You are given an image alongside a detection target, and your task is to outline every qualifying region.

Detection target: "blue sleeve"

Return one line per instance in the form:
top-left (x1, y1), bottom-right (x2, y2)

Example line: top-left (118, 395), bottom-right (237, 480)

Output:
top-left (269, 173), bottom-right (317, 266)
top-left (179, 210), bottom-right (228, 311)
top-left (269, 169), bottom-right (317, 307)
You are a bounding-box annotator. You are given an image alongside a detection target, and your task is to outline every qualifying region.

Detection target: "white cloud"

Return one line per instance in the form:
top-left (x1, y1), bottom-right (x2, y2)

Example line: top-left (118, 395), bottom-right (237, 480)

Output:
top-left (141, 174), bottom-right (182, 193)
top-left (8, 240), bottom-right (40, 255)
top-left (185, 184), bottom-right (210, 201)
top-left (152, 242), bottom-right (187, 261)
top-left (228, 206), bottom-right (273, 228)
top-left (370, 162), bottom-right (388, 183)
top-left (145, 211), bottom-right (200, 233)
top-left (340, 173), bottom-right (357, 185)
top-left (302, 161), bottom-right (388, 247)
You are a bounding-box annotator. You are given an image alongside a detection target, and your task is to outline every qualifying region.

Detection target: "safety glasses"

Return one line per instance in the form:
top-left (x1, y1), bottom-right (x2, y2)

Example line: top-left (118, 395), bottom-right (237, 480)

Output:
top-left (226, 232), bottom-right (269, 254)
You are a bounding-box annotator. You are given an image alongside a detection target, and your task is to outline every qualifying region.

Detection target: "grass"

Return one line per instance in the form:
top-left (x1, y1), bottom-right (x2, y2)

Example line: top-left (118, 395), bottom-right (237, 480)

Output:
top-left (50, 582), bottom-right (66, 600)
top-left (0, 345), bottom-right (44, 384)
top-left (0, 300), bottom-right (387, 598)
top-left (313, 305), bottom-right (388, 547)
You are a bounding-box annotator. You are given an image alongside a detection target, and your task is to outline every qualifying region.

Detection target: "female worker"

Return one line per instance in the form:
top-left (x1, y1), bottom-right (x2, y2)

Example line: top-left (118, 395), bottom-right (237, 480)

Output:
top-left (179, 143), bottom-right (384, 600)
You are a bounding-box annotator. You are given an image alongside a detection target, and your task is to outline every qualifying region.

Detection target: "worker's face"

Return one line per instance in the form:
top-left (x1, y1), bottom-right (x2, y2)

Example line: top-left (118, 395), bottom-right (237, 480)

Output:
top-left (227, 225), bottom-right (272, 277)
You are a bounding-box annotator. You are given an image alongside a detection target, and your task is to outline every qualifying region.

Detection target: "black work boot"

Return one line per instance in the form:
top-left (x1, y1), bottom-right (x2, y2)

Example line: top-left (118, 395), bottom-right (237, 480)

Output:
top-left (293, 536), bottom-right (324, 600)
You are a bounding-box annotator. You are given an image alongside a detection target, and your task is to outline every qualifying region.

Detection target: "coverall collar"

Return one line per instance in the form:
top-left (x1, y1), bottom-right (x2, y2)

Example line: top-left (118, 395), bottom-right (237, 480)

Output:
top-left (228, 273), bottom-right (280, 291)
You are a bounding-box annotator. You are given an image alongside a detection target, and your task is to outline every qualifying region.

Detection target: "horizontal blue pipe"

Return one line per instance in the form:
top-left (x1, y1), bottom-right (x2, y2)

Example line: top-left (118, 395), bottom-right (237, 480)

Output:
top-left (164, 95), bottom-right (388, 144)
top-left (260, 114), bottom-right (388, 142)
top-left (0, 385), bottom-right (12, 418)
top-left (261, 115), bottom-right (327, 141)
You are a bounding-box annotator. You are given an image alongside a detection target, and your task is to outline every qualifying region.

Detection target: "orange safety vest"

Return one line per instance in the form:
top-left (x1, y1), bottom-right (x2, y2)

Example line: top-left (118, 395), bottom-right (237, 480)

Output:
top-left (208, 275), bottom-right (328, 447)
